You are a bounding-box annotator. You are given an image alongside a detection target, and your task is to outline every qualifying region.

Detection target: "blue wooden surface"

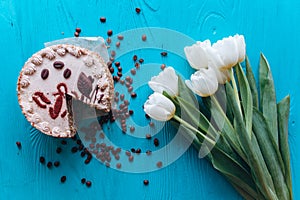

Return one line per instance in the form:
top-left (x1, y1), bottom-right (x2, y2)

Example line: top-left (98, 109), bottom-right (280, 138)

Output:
top-left (1, 0), bottom-right (299, 199)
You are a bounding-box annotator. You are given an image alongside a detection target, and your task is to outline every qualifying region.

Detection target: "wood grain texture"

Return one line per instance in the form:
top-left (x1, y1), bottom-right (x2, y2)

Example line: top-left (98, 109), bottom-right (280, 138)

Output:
top-left (0, 0), bottom-right (299, 199)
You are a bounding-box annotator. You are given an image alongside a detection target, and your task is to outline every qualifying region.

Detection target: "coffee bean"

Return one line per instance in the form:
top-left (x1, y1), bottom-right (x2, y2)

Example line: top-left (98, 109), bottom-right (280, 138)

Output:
top-left (71, 146), bottom-right (78, 153)
top-left (60, 176), bottom-right (66, 183)
top-left (41, 69), bottom-right (49, 80)
top-left (145, 134), bottom-right (151, 139)
top-left (39, 156), bottom-right (45, 164)
top-left (142, 34), bottom-right (147, 41)
top-left (116, 163), bottom-right (121, 169)
top-left (54, 161), bottom-right (60, 167)
top-left (130, 68), bottom-right (136, 75)
top-left (53, 61), bottom-right (64, 69)
top-left (100, 17), bottom-right (106, 23)
top-left (129, 110), bottom-right (134, 115)
top-left (131, 92), bottom-right (137, 98)
top-left (47, 162), bottom-right (52, 168)
top-left (107, 30), bottom-right (113, 36)
top-left (139, 58), bottom-right (144, 64)
top-left (75, 28), bottom-right (81, 33)
top-left (156, 161), bottom-right (163, 168)
top-left (135, 148), bottom-right (141, 154)
top-left (117, 35), bottom-right (124, 40)
top-left (143, 180), bottom-right (149, 185)
top-left (86, 181), bottom-right (92, 187)
top-left (160, 64), bottom-right (166, 70)
top-left (63, 68), bottom-right (71, 79)
top-left (161, 52), bottom-right (168, 56)
top-left (81, 178), bottom-right (86, 184)
top-left (74, 32), bottom-right (79, 37)
top-left (135, 7), bottom-right (141, 13)
top-left (133, 55), bottom-right (137, 61)
top-left (154, 138), bottom-right (159, 146)
top-left (56, 147), bottom-right (62, 154)
top-left (16, 141), bottom-right (21, 148)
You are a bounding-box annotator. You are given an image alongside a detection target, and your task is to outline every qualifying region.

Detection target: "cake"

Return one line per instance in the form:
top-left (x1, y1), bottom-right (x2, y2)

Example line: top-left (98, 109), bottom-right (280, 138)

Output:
top-left (17, 44), bottom-right (114, 137)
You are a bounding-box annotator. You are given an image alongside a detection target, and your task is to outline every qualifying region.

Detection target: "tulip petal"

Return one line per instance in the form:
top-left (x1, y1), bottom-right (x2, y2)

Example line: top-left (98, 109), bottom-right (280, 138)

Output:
top-left (234, 34), bottom-right (246, 62)
top-left (184, 40), bottom-right (211, 69)
top-left (148, 67), bottom-right (178, 96)
top-left (143, 92), bottom-right (175, 121)
top-left (185, 68), bottom-right (218, 97)
top-left (212, 36), bottom-right (239, 70)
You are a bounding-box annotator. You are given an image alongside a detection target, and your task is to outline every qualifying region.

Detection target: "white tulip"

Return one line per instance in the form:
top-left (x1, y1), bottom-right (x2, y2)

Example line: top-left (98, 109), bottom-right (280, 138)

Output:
top-left (184, 40), bottom-right (211, 70)
top-left (212, 36), bottom-right (239, 70)
top-left (205, 46), bottom-right (231, 84)
top-left (148, 67), bottom-right (178, 96)
top-left (143, 92), bottom-right (176, 121)
top-left (234, 34), bottom-right (246, 62)
top-left (185, 67), bottom-right (219, 97)
top-left (212, 34), bottom-right (246, 70)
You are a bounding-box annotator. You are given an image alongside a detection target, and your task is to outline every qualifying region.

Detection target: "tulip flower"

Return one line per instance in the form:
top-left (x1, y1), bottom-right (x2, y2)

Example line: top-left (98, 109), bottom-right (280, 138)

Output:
top-left (184, 40), bottom-right (211, 70)
top-left (212, 34), bottom-right (246, 70)
top-left (143, 92), bottom-right (176, 121)
top-left (185, 67), bottom-right (219, 97)
top-left (148, 67), bottom-right (178, 96)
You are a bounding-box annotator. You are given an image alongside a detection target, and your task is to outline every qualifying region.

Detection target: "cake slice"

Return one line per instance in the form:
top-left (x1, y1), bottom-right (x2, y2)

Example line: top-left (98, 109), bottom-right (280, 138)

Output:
top-left (17, 44), bottom-right (114, 137)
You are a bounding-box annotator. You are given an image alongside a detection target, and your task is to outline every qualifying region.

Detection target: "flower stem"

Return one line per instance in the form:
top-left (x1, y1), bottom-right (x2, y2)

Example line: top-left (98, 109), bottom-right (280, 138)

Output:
top-left (173, 115), bottom-right (216, 146)
top-left (230, 68), bottom-right (242, 113)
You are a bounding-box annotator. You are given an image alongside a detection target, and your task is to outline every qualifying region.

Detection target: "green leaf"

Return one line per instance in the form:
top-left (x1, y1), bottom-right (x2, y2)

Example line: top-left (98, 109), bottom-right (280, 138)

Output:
top-left (226, 82), bottom-right (278, 200)
top-left (245, 56), bottom-right (259, 108)
top-left (252, 108), bottom-right (289, 199)
top-left (236, 63), bottom-right (253, 136)
top-left (259, 53), bottom-right (278, 145)
top-left (277, 95), bottom-right (293, 197)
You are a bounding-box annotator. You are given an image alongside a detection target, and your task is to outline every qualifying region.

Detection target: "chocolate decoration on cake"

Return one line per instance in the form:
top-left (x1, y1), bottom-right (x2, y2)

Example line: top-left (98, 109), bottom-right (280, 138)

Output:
top-left (77, 72), bottom-right (94, 98)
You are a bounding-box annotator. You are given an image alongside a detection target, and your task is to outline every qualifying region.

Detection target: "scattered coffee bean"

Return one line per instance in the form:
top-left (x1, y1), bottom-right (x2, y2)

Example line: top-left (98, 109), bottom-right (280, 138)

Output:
top-left (116, 41), bottom-right (120, 48)
top-left (71, 146), bottom-right (78, 153)
top-left (133, 55), bottom-right (138, 61)
top-left (16, 141), bottom-right (21, 148)
top-left (143, 180), bottom-right (149, 185)
top-left (129, 110), bottom-right (134, 115)
top-left (135, 62), bottom-right (140, 69)
top-left (39, 156), bottom-right (45, 164)
top-left (160, 64), bottom-right (166, 70)
top-left (100, 17), bottom-right (106, 23)
top-left (54, 161), bottom-right (60, 167)
top-left (154, 138), bottom-right (159, 147)
top-left (81, 178), bottom-right (86, 184)
top-left (161, 51), bottom-right (168, 56)
top-left (149, 122), bottom-right (155, 127)
top-left (128, 155), bottom-right (134, 162)
top-left (146, 150), bottom-right (152, 156)
top-left (136, 148), bottom-right (141, 154)
top-left (156, 161), bottom-right (163, 168)
top-left (74, 31), bottom-right (79, 37)
top-left (129, 126), bottom-right (135, 133)
top-left (47, 161), bottom-right (52, 168)
top-left (107, 30), bottom-right (113, 36)
top-left (145, 134), bottom-right (152, 139)
top-left (139, 58), bottom-right (144, 64)
top-left (142, 34), bottom-right (147, 41)
top-left (135, 7), bottom-right (141, 14)
top-left (116, 163), bottom-right (121, 169)
top-left (41, 69), bottom-right (49, 80)
top-left (56, 147), bottom-right (62, 154)
top-left (60, 176), bottom-right (66, 183)
top-left (131, 92), bottom-right (137, 98)
top-left (86, 181), bottom-right (92, 187)
top-left (106, 37), bottom-right (112, 44)
top-left (117, 34), bottom-right (124, 40)
top-left (130, 68), bottom-right (136, 75)
top-left (75, 28), bottom-right (81, 33)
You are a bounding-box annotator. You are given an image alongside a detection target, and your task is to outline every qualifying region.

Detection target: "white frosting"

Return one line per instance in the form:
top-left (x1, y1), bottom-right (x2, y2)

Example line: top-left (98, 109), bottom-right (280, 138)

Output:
top-left (17, 44), bottom-right (114, 138)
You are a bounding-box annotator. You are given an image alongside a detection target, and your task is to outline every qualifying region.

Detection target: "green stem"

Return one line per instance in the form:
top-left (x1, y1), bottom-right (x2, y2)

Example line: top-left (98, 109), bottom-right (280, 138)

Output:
top-left (230, 68), bottom-right (242, 114)
top-left (173, 115), bottom-right (216, 146)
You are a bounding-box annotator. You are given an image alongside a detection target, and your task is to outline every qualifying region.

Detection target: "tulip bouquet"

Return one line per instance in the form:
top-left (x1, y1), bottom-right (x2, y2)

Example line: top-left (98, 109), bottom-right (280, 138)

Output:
top-left (144, 35), bottom-right (293, 200)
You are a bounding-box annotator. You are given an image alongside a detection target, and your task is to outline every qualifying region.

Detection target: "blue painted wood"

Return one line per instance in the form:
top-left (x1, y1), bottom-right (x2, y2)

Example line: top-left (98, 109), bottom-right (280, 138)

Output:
top-left (0, 0), bottom-right (299, 199)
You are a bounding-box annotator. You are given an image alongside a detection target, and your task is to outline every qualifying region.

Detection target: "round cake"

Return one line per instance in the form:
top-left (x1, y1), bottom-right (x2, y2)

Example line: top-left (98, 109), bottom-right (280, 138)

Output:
top-left (17, 44), bottom-right (114, 137)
